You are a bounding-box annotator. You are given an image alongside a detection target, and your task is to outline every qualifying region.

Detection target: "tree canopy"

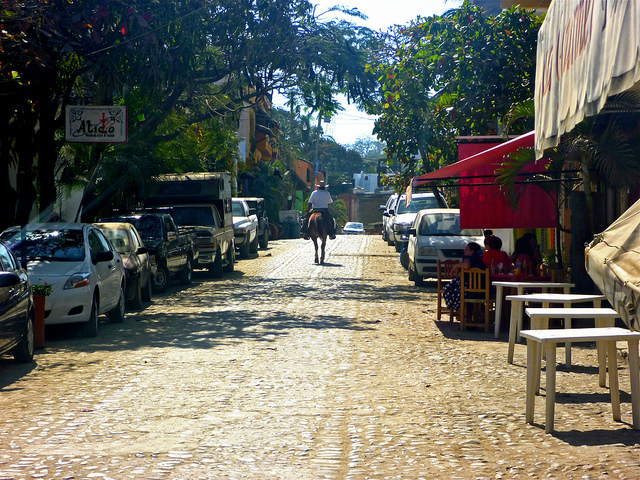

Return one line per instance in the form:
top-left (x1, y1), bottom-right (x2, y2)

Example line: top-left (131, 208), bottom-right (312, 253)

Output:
top-left (365, 3), bottom-right (543, 190)
top-left (0, 0), bottom-right (381, 226)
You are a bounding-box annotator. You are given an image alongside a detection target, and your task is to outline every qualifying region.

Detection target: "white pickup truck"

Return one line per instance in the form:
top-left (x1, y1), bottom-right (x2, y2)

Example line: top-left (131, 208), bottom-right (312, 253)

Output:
top-left (232, 198), bottom-right (259, 258)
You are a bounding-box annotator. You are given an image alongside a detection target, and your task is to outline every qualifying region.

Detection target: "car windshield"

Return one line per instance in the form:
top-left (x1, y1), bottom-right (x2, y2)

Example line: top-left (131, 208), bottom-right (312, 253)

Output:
top-left (121, 217), bottom-right (162, 240)
top-left (345, 223), bottom-right (363, 229)
top-left (102, 229), bottom-right (132, 254)
top-left (172, 206), bottom-right (215, 227)
top-left (397, 197), bottom-right (439, 214)
top-left (232, 202), bottom-right (245, 216)
top-left (418, 213), bottom-right (482, 237)
top-left (2, 229), bottom-right (85, 261)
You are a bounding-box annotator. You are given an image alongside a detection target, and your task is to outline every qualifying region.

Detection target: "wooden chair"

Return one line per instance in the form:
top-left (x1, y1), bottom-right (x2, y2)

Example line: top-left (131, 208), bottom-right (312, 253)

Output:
top-left (437, 260), bottom-right (459, 322)
top-left (460, 268), bottom-right (494, 332)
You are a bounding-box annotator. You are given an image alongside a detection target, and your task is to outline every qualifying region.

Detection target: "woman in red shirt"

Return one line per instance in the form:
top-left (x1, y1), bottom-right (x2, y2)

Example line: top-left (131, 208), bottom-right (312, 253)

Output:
top-left (482, 235), bottom-right (513, 274)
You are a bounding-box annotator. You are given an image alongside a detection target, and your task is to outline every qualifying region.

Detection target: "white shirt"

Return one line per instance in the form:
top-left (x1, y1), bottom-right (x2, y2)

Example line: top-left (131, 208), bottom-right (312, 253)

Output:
top-left (308, 189), bottom-right (333, 209)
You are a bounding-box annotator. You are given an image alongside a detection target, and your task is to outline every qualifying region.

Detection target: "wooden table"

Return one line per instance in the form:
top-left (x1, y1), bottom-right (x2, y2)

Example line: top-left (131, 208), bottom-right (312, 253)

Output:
top-left (526, 307), bottom-right (620, 387)
top-left (493, 281), bottom-right (575, 339)
top-left (505, 293), bottom-right (606, 364)
top-left (520, 327), bottom-right (640, 433)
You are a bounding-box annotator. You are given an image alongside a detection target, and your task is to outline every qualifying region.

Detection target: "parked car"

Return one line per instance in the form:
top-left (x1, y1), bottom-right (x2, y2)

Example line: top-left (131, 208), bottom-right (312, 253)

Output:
top-left (381, 193), bottom-right (399, 244)
top-left (390, 192), bottom-right (446, 252)
top-left (0, 223), bottom-right (126, 337)
top-left (94, 222), bottom-right (153, 309)
top-left (100, 212), bottom-right (197, 292)
top-left (0, 240), bottom-right (34, 363)
top-left (406, 209), bottom-right (484, 285)
top-left (242, 197), bottom-right (269, 248)
top-left (232, 198), bottom-right (259, 258)
top-left (144, 173), bottom-right (235, 276)
top-left (343, 222), bottom-right (365, 235)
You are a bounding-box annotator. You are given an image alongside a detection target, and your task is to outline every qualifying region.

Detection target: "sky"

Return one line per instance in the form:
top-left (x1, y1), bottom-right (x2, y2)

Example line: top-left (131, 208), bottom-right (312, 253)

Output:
top-left (274, 0), bottom-right (462, 146)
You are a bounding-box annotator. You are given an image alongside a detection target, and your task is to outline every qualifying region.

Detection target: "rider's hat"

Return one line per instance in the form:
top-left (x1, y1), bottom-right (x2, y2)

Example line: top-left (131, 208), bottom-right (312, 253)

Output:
top-left (316, 180), bottom-right (329, 188)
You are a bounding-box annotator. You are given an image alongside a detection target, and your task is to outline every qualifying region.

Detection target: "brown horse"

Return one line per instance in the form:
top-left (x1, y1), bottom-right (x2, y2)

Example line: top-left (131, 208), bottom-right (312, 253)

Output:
top-left (307, 212), bottom-right (328, 264)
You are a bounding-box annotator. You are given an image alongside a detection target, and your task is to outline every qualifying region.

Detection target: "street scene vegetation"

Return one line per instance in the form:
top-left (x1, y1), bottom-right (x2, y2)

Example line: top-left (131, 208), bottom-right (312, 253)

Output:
top-left (2, 0), bottom-right (639, 248)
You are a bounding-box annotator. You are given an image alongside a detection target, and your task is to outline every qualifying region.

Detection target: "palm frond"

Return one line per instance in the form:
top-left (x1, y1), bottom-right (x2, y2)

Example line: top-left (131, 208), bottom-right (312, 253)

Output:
top-left (502, 99), bottom-right (534, 135)
top-left (592, 120), bottom-right (640, 188)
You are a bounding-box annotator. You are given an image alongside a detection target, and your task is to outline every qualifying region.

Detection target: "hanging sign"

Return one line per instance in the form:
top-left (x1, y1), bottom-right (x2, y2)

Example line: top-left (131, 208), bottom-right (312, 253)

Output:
top-left (65, 106), bottom-right (128, 143)
top-left (535, 0), bottom-right (640, 159)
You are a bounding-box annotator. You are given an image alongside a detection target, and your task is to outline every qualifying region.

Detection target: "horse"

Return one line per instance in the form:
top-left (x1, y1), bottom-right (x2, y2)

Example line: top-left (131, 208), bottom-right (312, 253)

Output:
top-left (307, 211), bottom-right (328, 265)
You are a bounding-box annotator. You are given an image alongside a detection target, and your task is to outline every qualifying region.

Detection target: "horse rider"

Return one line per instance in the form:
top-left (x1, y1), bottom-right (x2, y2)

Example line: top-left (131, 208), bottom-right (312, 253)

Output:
top-left (303, 180), bottom-right (337, 240)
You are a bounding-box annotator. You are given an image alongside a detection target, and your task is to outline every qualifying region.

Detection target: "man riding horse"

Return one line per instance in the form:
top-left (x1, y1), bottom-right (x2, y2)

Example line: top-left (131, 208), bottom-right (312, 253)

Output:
top-left (303, 180), bottom-right (337, 240)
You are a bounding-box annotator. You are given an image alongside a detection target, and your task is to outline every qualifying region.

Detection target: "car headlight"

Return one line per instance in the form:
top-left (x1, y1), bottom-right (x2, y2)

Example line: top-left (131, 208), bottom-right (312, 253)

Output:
top-left (418, 246), bottom-right (438, 256)
top-left (65, 272), bottom-right (91, 289)
top-left (393, 223), bottom-right (411, 232)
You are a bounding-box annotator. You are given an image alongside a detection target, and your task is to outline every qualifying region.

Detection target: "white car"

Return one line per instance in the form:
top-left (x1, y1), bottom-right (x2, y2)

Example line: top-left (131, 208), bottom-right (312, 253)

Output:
top-left (1, 223), bottom-right (126, 337)
top-left (232, 198), bottom-right (259, 258)
top-left (343, 222), bottom-right (365, 235)
top-left (380, 193), bottom-right (398, 244)
top-left (390, 192), bottom-right (446, 252)
top-left (406, 209), bottom-right (484, 285)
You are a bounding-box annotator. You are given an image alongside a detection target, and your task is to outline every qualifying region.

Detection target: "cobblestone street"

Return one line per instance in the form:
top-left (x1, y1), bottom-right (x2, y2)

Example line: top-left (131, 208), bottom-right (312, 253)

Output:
top-left (0, 236), bottom-right (639, 479)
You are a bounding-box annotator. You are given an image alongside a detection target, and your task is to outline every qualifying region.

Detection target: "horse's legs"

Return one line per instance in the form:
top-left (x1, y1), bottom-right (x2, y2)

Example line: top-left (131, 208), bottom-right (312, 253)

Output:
top-left (320, 237), bottom-right (326, 264)
top-left (312, 237), bottom-right (319, 264)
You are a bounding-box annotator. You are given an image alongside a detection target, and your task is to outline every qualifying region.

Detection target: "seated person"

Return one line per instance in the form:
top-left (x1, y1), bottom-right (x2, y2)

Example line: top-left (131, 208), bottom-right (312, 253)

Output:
top-left (482, 235), bottom-right (513, 274)
top-left (511, 233), bottom-right (541, 275)
top-left (442, 242), bottom-right (486, 313)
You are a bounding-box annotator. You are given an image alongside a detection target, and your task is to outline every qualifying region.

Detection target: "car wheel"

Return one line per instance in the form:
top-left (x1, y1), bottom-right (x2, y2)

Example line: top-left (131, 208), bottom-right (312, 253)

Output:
top-left (239, 240), bottom-right (250, 258)
top-left (395, 241), bottom-right (403, 253)
top-left (128, 277), bottom-right (143, 310)
top-left (400, 247), bottom-right (409, 269)
top-left (259, 229), bottom-right (269, 249)
top-left (141, 273), bottom-right (152, 302)
top-left (210, 248), bottom-right (223, 277)
top-left (250, 234), bottom-right (259, 254)
top-left (179, 257), bottom-right (193, 285)
top-left (387, 234), bottom-right (394, 246)
top-left (82, 294), bottom-right (99, 338)
top-left (223, 246), bottom-right (235, 273)
top-left (12, 312), bottom-right (34, 363)
top-left (108, 285), bottom-right (126, 323)
top-left (414, 271), bottom-right (424, 286)
top-left (408, 262), bottom-right (416, 281)
top-left (153, 265), bottom-right (170, 293)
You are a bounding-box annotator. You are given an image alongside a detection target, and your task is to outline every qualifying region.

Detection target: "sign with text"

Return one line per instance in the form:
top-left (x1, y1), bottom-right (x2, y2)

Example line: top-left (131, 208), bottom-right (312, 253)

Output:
top-left (535, 0), bottom-right (640, 158)
top-left (65, 106), bottom-right (128, 143)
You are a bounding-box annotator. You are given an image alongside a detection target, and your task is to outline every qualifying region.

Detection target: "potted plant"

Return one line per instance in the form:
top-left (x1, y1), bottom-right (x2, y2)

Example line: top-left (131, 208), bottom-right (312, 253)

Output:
top-left (31, 282), bottom-right (52, 349)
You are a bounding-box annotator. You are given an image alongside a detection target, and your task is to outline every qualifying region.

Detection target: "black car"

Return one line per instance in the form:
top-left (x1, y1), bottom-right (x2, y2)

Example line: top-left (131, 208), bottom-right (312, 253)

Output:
top-left (0, 240), bottom-right (34, 363)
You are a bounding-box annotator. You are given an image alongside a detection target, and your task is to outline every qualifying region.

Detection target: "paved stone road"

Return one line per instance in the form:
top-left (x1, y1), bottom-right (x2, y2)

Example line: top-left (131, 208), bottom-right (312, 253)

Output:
top-left (0, 236), bottom-right (639, 479)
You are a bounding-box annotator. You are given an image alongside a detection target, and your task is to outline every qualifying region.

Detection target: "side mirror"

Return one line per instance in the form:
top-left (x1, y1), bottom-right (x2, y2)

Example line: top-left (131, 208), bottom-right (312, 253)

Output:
top-left (379, 205), bottom-right (386, 210)
top-left (0, 272), bottom-right (21, 288)
top-left (408, 228), bottom-right (417, 236)
top-left (95, 251), bottom-right (114, 264)
top-left (136, 246), bottom-right (148, 255)
top-left (167, 231), bottom-right (177, 241)
top-left (249, 208), bottom-right (257, 216)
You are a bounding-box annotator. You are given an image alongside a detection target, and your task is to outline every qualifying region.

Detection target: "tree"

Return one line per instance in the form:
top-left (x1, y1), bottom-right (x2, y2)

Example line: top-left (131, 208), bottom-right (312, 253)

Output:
top-left (365, 3), bottom-right (542, 191)
top-left (1, 0), bottom-right (381, 225)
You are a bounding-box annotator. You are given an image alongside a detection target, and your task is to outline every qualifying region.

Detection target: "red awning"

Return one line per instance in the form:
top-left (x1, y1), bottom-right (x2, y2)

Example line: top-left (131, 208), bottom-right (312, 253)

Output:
top-left (409, 131), bottom-right (556, 230)
top-left (413, 131), bottom-right (535, 184)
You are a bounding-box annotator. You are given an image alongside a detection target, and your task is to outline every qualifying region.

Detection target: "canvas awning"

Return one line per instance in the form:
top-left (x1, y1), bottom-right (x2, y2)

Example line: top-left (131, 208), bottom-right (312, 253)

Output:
top-left (413, 131), bottom-right (535, 184)
top-left (411, 131), bottom-right (557, 230)
top-left (535, 1), bottom-right (640, 159)
top-left (586, 198), bottom-right (640, 331)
